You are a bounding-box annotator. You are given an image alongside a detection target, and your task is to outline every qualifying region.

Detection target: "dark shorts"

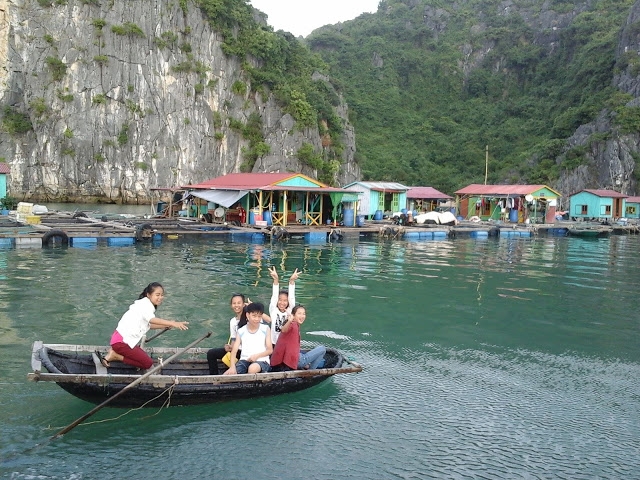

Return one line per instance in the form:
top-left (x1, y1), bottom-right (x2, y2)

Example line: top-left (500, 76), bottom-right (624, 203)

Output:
top-left (235, 359), bottom-right (270, 374)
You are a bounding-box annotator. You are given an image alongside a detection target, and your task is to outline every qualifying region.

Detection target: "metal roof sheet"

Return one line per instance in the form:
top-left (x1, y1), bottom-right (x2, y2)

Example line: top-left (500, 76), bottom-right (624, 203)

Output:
top-left (625, 196), bottom-right (640, 203)
top-left (343, 181), bottom-right (409, 192)
top-left (406, 186), bottom-right (452, 199)
top-left (183, 172), bottom-right (321, 190)
top-left (0, 163), bottom-right (10, 174)
top-left (454, 184), bottom-right (557, 196)
top-left (581, 189), bottom-right (629, 198)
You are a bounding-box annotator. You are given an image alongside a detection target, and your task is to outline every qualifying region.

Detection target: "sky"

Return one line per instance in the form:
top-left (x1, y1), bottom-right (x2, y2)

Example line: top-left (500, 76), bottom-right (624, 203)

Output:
top-left (249, 0), bottom-right (380, 37)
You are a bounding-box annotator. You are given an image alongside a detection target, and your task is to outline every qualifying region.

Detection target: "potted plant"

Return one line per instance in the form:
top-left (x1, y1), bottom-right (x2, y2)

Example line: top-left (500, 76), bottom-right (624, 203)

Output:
top-left (0, 195), bottom-right (17, 214)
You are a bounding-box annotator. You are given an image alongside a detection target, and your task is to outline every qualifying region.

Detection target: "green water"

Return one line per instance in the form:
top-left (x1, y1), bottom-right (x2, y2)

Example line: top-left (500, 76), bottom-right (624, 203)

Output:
top-left (1, 235), bottom-right (639, 479)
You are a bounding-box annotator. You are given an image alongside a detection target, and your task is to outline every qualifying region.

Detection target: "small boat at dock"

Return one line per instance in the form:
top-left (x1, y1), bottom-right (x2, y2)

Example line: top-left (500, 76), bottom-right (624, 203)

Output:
top-left (28, 341), bottom-right (362, 407)
top-left (567, 225), bottom-right (613, 237)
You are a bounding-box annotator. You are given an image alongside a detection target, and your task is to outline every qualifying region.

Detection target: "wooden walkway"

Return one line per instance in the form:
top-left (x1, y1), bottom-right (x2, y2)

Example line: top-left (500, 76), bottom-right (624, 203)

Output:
top-left (0, 211), bottom-right (637, 248)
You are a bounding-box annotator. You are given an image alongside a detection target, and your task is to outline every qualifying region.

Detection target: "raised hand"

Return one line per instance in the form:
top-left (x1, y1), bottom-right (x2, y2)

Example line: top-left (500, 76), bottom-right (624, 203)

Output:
top-left (289, 268), bottom-right (300, 283)
top-left (268, 266), bottom-right (279, 282)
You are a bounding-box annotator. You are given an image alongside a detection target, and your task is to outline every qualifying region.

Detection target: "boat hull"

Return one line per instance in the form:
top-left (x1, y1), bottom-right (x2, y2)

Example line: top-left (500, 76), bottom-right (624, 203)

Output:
top-left (29, 343), bottom-right (361, 407)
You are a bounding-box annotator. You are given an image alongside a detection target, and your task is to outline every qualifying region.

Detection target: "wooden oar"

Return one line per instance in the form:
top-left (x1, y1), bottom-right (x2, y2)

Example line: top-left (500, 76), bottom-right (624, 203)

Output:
top-left (50, 331), bottom-right (212, 440)
top-left (141, 327), bottom-right (171, 346)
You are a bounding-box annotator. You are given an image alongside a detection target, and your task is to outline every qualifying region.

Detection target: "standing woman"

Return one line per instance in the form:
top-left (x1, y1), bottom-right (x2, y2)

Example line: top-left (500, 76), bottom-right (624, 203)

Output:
top-left (98, 282), bottom-right (189, 369)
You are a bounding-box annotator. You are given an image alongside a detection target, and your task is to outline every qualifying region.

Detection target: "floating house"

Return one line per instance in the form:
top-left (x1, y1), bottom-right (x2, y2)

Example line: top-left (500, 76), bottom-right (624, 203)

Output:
top-left (0, 162), bottom-right (10, 200)
top-left (182, 172), bottom-right (358, 226)
top-left (455, 184), bottom-right (561, 223)
top-left (625, 196), bottom-right (640, 219)
top-left (568, 189), bottom-right (628, 221)
top-left (342, 181), bottom-right (409, 219)
top-left (406, 186), bottom-right (452, 213)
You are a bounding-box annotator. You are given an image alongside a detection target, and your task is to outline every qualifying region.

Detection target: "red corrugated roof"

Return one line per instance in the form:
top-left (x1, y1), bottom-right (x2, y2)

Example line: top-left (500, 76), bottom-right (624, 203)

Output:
top-left (406, 186), bottom-right (452, 199)
top-left (183, 172), bottom-right (315, 190)
top-left (582, 189), bottom-right (628, 198)
top-left (454, 184), bottom-right (556, 196)
top-left (625, 196), bottom-right (640, 203)
top-left (0, 163), bottom-right (10, 174)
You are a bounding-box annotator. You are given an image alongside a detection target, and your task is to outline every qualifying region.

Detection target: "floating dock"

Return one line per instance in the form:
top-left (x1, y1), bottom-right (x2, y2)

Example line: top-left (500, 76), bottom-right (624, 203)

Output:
top-left (0, 211), bottom-right (637, 249)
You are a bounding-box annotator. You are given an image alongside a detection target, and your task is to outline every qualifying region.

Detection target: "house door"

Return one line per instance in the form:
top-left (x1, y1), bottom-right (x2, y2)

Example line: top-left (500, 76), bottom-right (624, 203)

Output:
top-left (614, 198), bottom-right (622, 218)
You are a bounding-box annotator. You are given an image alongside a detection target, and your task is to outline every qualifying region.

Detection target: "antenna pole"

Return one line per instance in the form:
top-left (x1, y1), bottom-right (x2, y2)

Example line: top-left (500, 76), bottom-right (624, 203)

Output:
top-left (484, 145), bottom-right (489, 185)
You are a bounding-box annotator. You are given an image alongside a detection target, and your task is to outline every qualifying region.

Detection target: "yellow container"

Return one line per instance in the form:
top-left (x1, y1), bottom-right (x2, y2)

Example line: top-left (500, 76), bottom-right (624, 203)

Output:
top-left (25, 215), bottom-right (41, 224)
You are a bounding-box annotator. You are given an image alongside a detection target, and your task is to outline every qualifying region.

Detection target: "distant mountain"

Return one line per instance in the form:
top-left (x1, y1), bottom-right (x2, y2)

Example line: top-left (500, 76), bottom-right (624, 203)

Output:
top-left (308, 0), bottom-right (640, 196)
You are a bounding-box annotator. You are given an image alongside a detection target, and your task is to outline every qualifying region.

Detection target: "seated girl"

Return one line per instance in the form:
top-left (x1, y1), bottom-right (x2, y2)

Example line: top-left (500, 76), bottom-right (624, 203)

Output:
top-left (270, 305), bottom-right (326, 371)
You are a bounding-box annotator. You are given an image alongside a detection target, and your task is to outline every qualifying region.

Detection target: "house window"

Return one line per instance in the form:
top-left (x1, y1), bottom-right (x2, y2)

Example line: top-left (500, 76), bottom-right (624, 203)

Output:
top-left (626, 206), bottom-right (636, 215)
top-left (576, 204), bottom-right (588, 215)
top-left (601, 205), bottom-right (611, 215)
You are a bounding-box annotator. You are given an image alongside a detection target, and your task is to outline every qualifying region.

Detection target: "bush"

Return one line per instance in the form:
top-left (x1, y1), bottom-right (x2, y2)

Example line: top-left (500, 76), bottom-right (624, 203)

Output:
top-left (57, 90), bottom-right (74, 102)
top-left (93, 55), bottom-right (109, 65)
top-left (0, 195), bottom-right (17, 210)
top-left (111, 23), bottom-right (145, 37)
top-left (30, 97), bottom-right (48, 117)
top-left (92, 93), bottom-right (106, 105)
top-left (231, 81), bottom-right (247, 96)
top-left (117, 123), bottom-right (129, 145)
top-left (2, 106), bottom-right (32, 135)
top-left (91, 18), bottom-right (107, 30)
top-left (45, 56), bottom-right (67, 81)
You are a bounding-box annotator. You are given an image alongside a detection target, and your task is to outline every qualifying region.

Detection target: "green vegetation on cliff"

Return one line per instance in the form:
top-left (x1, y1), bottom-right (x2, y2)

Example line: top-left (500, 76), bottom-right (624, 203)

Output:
top-left (307, 0), bottom-right (635, 192)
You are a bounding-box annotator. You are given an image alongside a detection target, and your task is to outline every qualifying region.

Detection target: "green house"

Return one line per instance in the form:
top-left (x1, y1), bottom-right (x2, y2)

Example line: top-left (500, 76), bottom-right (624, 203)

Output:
top-left (181, 172), bottom-right (356, 226)
top-left (625, 196), bottom-right (640, 219)
top-left (568, 189), bottom-right (628, 220)
top-left (454, 184), bottom-right (561, 223)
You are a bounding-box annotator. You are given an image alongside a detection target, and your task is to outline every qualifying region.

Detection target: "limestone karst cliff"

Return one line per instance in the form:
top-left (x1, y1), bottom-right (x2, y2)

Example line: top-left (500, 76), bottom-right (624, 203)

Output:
top-left (0, 0), bottom-right (360, 203)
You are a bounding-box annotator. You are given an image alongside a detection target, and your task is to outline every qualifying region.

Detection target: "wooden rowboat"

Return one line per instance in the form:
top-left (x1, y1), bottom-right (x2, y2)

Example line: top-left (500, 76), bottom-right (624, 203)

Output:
top-left (28, 341), bottom-right (362, 408)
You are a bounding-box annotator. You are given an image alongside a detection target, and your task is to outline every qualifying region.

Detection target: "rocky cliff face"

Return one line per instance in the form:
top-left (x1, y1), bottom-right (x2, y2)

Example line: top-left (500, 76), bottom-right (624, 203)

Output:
top-left (0, 0), bottom-right (360, 203)
top-left (419, 0), bottom-right (638, 196)
top-left (554, 0), bottom-right (640, 197)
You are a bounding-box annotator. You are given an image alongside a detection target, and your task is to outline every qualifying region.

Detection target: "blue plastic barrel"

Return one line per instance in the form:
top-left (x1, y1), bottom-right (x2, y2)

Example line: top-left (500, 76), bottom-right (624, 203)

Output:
top-left (263, 210), bottom-right (272, 226)
top-left (248, 210), bottom-right (255, 225)
top-left (343, 208), bottom-right (355, 227)
top-left (374, 210), bottom-right (383, 221)
top-left (401, 208), bottom-right (407, 215)
top-left (356, 215), bottom-right (365, 227)
top-left (509, 209), bottom-right (519, 223)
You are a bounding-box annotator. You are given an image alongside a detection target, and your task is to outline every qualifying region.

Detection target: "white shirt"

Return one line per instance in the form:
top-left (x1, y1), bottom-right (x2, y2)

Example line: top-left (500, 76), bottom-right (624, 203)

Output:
top-left (229, 316), bottom-right (240, 341)
top-left (116, 297), bottom-right (156, 348)
top-left (238, 324), bottom-right (270, 364)
top-left (269, 283), bottom-right (295, 345)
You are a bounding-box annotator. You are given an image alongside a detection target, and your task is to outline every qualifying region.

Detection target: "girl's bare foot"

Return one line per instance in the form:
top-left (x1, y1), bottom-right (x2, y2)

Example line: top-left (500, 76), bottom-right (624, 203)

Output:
top-left (104, 348), bottom-right (124, 363)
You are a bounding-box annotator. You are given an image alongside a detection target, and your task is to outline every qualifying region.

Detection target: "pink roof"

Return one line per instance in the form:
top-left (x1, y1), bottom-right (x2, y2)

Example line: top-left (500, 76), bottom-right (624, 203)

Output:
top-left (406, 186), bottom-right (451, 199)
top-left (183, 172), bottom-right (320, 190)
top-left (582, 189), bottom-right (628, 198)
top-left (626, 196), bottom-right (640, 203)
top-left (0, 163), bottom-right (10, 174)
top-left (454, 184), bottom-right (556, 196)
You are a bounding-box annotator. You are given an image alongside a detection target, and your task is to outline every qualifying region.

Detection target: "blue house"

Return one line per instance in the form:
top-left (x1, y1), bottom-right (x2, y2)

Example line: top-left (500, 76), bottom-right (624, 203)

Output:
top-left (568, 189), bottom-right (628, 220)
top-left (342, 181), bottom-right (409, 219)
top-left (624, 196), bottom-right (640, 219)
top-left (0, 162), bottom-right (10, 200)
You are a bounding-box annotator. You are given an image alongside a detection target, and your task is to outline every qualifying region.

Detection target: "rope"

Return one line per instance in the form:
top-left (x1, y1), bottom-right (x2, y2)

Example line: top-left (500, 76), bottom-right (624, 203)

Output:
top-left (44, 380), bottom-right (178, 430)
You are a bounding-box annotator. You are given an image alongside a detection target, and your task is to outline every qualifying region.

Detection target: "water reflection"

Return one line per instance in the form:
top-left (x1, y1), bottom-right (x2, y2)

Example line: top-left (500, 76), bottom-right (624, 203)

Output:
top-left (2, 236), bottom-right (640, 478)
